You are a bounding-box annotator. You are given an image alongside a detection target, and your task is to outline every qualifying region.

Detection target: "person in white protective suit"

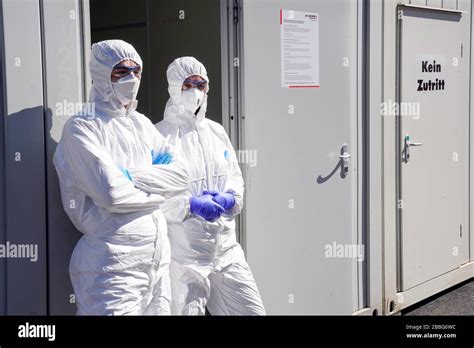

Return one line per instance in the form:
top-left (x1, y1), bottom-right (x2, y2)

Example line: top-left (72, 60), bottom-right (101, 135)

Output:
top-left (53, 40), bottom-right (190, 315)
top-left (151, 56), bottom-right (265, 315)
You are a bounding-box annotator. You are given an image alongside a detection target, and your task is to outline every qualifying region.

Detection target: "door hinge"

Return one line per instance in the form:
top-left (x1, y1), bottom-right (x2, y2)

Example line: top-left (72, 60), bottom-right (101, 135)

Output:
top-left (398, 9), bottom-right (403, 20)
top-left (460, 224), bottom-right (462, 238)
top-left (233, 0), bottom-right (239, 24)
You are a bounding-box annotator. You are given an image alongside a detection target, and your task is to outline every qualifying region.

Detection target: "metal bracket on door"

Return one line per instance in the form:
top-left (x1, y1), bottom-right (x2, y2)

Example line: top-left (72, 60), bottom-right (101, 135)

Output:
top-left (339, 144), bottom-right (351, 178)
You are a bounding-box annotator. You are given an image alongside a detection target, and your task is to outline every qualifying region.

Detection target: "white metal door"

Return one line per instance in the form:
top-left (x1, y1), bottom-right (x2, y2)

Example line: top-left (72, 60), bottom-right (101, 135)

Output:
top-left (398, 6), bottom-right (469, 291)
top-left (240, 0), bottom-right (359, 314)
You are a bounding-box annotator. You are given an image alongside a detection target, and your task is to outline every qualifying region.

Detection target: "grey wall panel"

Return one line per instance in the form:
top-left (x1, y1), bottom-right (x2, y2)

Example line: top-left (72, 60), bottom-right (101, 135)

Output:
top-left (82, 0), bottom-right (91, 99)
top-left (427, 0), bottom-right (443, 8)
top-left (41, 0), bottom-right (88, 315)
top-left (367, 0), bottom-right (384, 313)
top-left (442, 0), bottom-right (458, 10)
top-left (2, 0), bottom-right (47, 315)
top-left (410, 0), bottom-right (428, 6)
top-left (457, 0), bottom-right (471, 12)
top-left (460, 0), bottom-right (472, 265)
top-left (0, 0), bottom-right (6, 316)
top-left (470, 0), bottom-right (474, 263)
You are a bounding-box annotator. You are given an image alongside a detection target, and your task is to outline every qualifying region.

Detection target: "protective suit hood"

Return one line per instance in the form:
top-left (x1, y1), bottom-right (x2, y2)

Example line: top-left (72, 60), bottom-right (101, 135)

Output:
top-left (89, 39), bottom-right (143, 117)
top-left (164, 57), bottom-right (209, 125)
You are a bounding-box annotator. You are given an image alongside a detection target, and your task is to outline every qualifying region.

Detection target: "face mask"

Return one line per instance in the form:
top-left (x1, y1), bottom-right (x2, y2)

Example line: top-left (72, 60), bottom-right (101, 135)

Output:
top-left (182, 89), bottom-right (205, 114)
top-left (112, 73), bottom-right (141, 106)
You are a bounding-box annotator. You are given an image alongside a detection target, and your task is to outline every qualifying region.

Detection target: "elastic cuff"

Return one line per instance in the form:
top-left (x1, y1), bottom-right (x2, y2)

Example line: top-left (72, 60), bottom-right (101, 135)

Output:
top-left (182, 192), bottom-right (193, 220)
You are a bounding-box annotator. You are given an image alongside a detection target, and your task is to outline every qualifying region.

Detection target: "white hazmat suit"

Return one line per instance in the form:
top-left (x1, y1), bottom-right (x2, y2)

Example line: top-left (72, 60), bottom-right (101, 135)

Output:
top-left (154, 57), bottom-right (265, 315)
top-left (53, 40), bottom-right (189, 315)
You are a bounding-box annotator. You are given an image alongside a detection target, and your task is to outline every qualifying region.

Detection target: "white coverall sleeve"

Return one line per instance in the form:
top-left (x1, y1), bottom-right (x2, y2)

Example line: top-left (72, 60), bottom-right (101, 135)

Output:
top-left (223, 134), bottom-right (244, 217)
top-left (160, 192), bottom-right (193, 224)
top-left (127, 159), bottom-right (190, 198)
top-left (61, 120), bottom-right (166, 214)
top-left (126, 163), bottom-right (192, 223)
top-left (131, 125), bottom-right (193, 224)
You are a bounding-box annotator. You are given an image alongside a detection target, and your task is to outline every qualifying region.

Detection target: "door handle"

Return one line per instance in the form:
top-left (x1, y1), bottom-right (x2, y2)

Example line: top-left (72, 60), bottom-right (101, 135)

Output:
top-left (403, 135), bottom-right (422, 163)
top-left (339, 144), bottom-right (351, 178)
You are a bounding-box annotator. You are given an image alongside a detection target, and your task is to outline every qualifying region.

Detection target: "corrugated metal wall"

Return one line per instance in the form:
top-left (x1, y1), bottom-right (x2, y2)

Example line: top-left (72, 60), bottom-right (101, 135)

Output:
top-left (0, 0), bottom-right (90, 315)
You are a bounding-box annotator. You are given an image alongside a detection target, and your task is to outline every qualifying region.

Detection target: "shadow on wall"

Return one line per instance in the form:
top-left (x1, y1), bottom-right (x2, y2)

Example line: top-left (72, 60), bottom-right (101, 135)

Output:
top-left (3, 106), bottom-right (80, 315)
top-left (45, 107), bottom-right (82, 315)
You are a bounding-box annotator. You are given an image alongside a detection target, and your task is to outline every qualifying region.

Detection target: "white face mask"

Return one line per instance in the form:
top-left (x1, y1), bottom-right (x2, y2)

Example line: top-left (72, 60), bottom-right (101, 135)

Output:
top-left (182, 89), bottom-right (205, 114)
top-left (112, 73), bottom-right (141, 106)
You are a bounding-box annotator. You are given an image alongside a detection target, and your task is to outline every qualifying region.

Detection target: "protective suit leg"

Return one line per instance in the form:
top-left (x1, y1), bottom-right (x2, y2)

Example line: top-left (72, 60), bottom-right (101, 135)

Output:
top-left (169, 259), bottom-right (265, 315)
top-left (170, 261), bottom-right (210, 315)
top-left (73, 265), bottom-right (152, 315)
top-left (143, 233), bottom-right (172, 315)
top-left (71, 231), bottom-right (172, 315)
top-left (143, 266), bottom-right (171, 315)
top-left (206, 260), bottom-right (266, 315)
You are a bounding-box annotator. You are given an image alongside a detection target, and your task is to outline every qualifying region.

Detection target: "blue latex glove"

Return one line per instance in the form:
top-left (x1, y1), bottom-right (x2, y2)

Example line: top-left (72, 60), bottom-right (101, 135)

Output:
top-left (119, 167), bottom-right (132, 181)
top-left (151, 149), bottom-right (173, 165)
top-left (203, 190), bottom-right (236, 210)
top-left (190, 194), bottom-right (225, 221)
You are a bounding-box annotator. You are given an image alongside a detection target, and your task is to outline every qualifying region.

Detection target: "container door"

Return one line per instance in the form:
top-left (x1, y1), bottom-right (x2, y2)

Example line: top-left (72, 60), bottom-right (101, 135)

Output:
top-left (397, 6), bottom-right (469, 291)
top-left (241, 0), bottom-right (359, 314)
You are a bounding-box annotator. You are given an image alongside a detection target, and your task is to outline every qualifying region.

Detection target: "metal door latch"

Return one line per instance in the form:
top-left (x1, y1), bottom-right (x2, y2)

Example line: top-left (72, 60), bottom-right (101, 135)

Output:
top-left (339, 144), bottom-right (351, 178)
top-left (402, 135), bottom-right (422, 163)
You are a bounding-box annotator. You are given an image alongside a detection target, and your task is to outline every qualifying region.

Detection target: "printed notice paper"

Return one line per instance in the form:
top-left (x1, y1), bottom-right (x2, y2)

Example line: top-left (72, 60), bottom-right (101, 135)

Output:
top-left (280, 9), bottom-right (320, 88)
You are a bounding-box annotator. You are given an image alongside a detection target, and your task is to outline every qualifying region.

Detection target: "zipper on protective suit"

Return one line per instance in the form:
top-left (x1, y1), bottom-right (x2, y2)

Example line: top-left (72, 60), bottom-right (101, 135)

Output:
top-left (194, 121), bottom-right (222, 263)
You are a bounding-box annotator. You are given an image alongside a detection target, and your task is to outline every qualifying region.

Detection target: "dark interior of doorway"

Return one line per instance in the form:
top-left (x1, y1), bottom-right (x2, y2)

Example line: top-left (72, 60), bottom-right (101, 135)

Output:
top-left (90, 0), bottom-right (223, 125)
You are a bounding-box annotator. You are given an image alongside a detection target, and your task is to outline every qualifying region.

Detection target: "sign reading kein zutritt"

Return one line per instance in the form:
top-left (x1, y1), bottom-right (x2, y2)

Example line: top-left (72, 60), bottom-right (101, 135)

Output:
top-left (280, 9), bottom-right (320, 88)
top-left (416, 54), bottom-right (446, 92)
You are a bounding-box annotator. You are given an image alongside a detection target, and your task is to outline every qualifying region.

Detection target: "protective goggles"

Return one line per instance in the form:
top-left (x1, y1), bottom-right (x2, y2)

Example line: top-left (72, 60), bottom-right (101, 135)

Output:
top-left (111, 65), bottom-right (142, 79)
top-left (182, 79), bottom-right (208, 91)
